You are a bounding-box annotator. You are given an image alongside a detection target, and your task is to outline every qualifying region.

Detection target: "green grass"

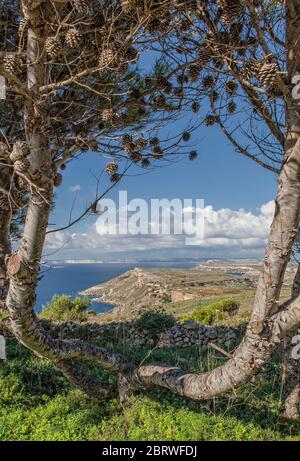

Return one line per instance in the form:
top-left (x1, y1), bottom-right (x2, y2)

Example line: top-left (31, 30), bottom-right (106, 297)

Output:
top-left (164, 293), bottom-right (253, 326)
top-left (180, 299), bottom-right (240, 325)
top-left (1, 338), bottom-right (300, 441)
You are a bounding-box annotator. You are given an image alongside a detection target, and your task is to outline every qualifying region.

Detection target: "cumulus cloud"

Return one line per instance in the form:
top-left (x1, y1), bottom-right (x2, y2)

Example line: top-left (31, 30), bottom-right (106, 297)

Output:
top-left (44, 201), bottom-right (275, 259)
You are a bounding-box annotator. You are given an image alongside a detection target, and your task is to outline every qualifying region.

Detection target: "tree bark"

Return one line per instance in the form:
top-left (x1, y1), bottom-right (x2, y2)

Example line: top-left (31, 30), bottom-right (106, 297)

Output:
top-left (0, 153), bottom-right (12, 314)
top-left (0, 210), bottom-right (11, 312)
top-left (279, 0), bottom-right (300, 419)
top-left (282, 264), bottom-right (300, 419)
top-left (55, 359), bottom-right (115, 400)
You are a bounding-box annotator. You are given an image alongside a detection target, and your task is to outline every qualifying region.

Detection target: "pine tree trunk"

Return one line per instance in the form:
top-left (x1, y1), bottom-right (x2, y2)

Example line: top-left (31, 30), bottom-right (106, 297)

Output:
top-left (0, 159), bottom-right (12, 314)
top-left (282, 336), bottom-right (300, 419)
top-left (0, 212), bottom-right (10, 313)
top-left (282, 265), bottom-right (300, 419)
top-left (281, 0), bottom-right (300, 420)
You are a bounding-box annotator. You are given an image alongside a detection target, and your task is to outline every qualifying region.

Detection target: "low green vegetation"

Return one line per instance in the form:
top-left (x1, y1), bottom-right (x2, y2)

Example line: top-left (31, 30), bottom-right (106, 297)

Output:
top-left (180, 299), bottom-right (240, 325)
top-left (134, 307), bottom-right (175, 343)
top-left (1, 289), bottom-right (299, 441)
top-left (39, 295), bottom-right (92, 323)
top-left (1, 338), bottom-right (300, 441)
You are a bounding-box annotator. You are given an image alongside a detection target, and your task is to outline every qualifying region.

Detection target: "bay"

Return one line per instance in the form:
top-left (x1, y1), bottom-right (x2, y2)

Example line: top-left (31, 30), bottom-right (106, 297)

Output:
top-left (36, 261), bottom-right (198, 314)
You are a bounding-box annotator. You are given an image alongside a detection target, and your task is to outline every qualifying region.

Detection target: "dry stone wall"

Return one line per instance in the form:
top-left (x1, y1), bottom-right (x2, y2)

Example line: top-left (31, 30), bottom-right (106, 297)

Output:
top-left (56, 320), bottom-right (239, 349)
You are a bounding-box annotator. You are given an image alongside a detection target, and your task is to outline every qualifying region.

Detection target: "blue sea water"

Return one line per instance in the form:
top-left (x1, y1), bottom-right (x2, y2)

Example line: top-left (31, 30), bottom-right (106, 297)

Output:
top-left (36, 261), bottom-right (198, 314)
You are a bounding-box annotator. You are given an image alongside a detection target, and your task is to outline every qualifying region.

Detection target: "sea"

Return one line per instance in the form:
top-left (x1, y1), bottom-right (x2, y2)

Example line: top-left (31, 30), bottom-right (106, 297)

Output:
top-left (36, 261), bottom-right (199, 314)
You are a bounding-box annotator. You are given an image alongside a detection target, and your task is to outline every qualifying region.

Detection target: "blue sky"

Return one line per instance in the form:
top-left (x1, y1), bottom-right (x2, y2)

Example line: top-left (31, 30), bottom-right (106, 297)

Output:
top-left (45, 47), bottom-right (278, 261)
top-left (52, 122), bottom-right (277, 228)
top-left (45, 114), bottom-right (277, 261)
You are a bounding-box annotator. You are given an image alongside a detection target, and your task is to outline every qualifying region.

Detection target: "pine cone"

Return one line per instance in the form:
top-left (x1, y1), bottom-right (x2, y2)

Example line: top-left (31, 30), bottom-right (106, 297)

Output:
top-left (101, 109), bottom-right (117, 124)
top-left (110, 173), bottom-right (121, 183)
top-left (122, 134), bottom-right (135, 153)
top-left (189, 151), bottom-right (198, 160)
top-left (198, 47), bottom-right (210, 66)
top-left (45, 37), bottom-right (61, 59)
top-left (105, 162), bottom-right (119, 175)
top-left (54, 173), bottom-right (63, 187)
top-left (3, 54), bottom-right (22, 75)
top-left (227, 101), bottom-right (237, 113)
top-left (129, 151), bottom-right (142, 163)
top-left (188, 64), bottom-right (201, 82)
top-left (156, 77), bottom-right (172, 93)
top-left (141, 158), bottom-right (151, 168)
top-left (72, 0), bottom-right (89, 14)
top-left (225, 80), bottom-right (238, 95)
top-left (151, 146), bottom-right (164, 158)
top-left (135, 137), bottom-right (148, 149)
top-left (268, 83), bottom-right (284, 98)
top-left (65, 28), bottom-right (81, 48)
top-left (10, 141), bottom-right (30, 163)
top-left (243, 60), bottom-right (260, 80)
top-left (182, 132), bottom-right (191, 142)
top-left (207, 32), bottom-right (232, 57)
top-left (212, 90), bottom-right (219, 102)
top-left (257, 62), bottom-right (279, 87)
top-left (230, 22), bottom-right (243, 40)
top-left (217, 0), bottom-right (243, 26)
top-left (202, 75), bottom-right (215, 88)
top-left (122, 134), bottom-right (133, 145)
top-left (125, 46), bottom-right (139, 63)
top-left (0, 142), bottom-right (9, 159)
top-left (150, 137), bottom-right (159, 146)
top-left (121, 0), bottom-right (137, 14)
top-left (99, 47), bottom-right (116, 68)
top-left (191, 101), bottom-right (200, 113)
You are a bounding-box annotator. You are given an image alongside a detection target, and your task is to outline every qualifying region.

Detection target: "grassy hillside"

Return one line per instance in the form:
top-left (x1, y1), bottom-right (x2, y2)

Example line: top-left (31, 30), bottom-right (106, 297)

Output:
top-left (1, 338), bottom-right (300, 441)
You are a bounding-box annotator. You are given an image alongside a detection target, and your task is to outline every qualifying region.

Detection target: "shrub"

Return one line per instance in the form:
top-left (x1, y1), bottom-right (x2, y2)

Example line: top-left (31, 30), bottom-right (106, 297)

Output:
top-left (218, 299), bottom-right (240, 313)
top-left (134, 307), bottom-right (175, 344)
top-left (180, 299), bottom-right (240, 325)
top-left (39, 295), bottom-right (91, 323)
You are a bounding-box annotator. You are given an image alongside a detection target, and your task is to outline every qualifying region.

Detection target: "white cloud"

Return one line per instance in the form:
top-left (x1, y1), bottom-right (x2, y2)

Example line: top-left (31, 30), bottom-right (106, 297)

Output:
top-left (69, 185), bottom-right (81, 193)
top-left (44, 201), bottom-right (275, 259)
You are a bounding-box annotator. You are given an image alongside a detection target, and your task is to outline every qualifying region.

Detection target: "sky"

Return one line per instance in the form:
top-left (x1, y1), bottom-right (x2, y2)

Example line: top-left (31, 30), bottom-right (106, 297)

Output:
top-left (45, 114), bottom-right (278, 261)
top-left (43, 43), bottom-right (280, 261)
